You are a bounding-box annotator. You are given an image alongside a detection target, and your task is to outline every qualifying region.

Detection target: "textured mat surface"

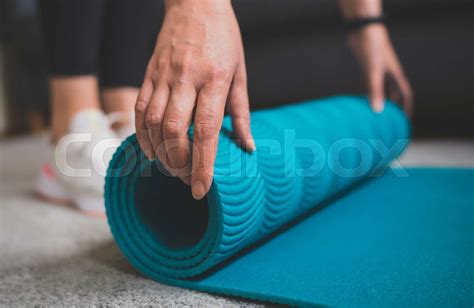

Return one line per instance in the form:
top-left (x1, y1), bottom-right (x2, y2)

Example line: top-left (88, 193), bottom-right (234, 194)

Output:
top-left (105, 96), bottom-right (472, 305)
top-left (181, 168), bottom-right (474, 306)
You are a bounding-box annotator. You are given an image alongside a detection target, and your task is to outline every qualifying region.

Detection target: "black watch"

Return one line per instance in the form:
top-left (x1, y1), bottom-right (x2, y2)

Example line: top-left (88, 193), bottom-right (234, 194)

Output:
top-left (344, 15), bottom-right (386, 32)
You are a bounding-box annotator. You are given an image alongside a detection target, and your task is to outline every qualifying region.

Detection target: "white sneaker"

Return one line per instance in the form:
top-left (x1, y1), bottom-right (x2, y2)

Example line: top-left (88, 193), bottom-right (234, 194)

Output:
top-left (35, 162), bottom-right (72, 206)
top-left (35, 109), bottom-right (123, 217)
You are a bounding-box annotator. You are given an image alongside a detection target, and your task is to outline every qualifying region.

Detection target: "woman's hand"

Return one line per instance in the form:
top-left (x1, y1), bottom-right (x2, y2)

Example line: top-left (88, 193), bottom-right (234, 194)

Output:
top-left (347, 24), bottom-right (414, 115)
top-left (135, 0), bottom-right (254, 200)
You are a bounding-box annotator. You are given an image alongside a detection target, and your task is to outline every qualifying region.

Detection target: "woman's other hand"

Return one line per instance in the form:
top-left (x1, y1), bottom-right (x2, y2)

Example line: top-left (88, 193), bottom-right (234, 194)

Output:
top-left (348, 24), bottom-right (414, 115)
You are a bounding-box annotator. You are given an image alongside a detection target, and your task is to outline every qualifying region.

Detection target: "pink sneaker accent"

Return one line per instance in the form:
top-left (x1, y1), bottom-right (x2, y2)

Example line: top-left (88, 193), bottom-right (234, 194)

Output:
top-left (35, 163), bottom-right (71, 206)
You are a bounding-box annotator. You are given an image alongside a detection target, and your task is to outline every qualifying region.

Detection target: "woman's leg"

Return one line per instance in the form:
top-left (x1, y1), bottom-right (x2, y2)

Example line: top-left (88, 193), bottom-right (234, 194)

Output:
top-left (100, 0), bottom-right (163, 130)
top-left (38, 0), bottom-right (115, 216)
top-left (39, 0), bottom-right (105, 142)
top-left (101, 87), bottom-right (138, 129)
top-left (48, 77), bottom-right (101, 142)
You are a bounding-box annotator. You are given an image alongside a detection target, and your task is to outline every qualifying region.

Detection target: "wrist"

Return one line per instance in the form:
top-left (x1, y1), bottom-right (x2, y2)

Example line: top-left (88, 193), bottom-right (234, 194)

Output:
top-left (346, 23), bottom-right (389, 48)
top-left (164, 0), bottom-right (231, 12)
top-left (348, 22), bottom-right (387, 36)
top-left (338, 0), bottom-right (382, 19)
top-left (344, 15), bottom-right (386, 33)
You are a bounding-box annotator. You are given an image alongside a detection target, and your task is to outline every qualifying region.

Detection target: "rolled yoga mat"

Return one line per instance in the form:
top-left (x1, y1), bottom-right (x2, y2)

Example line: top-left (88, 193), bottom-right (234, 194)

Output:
top-left (105, 96), bottom-right (473, 306)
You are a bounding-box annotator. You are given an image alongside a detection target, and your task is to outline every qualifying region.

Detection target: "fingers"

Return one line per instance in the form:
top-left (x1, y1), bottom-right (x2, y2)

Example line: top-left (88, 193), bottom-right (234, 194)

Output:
top-left (191, 83), bottom-right (229, 200)
top-left (385, 47), bottom-right (414, 117)
top-left (145, 83), bottom-right (170, 164)
top-left (368, 71), bottom-right (386, 113)
top-left (386, 74), bottom-right (402, 104)
top-left (162, 84), bottom-right (196, 185)
top-left (390, 71), bottom-right (414, 118)
top-left (227, 61), bottom-right (255, 152)
top-left (400, 79), bottom-right (414, 117)
top-left (135, 76), bottom-right (155, 159)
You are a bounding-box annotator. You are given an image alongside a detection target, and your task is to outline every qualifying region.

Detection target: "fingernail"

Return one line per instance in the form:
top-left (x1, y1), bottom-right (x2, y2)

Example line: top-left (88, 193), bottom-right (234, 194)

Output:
top-left (248, 139), bottom-right (256, 152)
top-left (373, 100), bottom-right (385, 113)
top-left (192, 181), bottom-right (205, 200)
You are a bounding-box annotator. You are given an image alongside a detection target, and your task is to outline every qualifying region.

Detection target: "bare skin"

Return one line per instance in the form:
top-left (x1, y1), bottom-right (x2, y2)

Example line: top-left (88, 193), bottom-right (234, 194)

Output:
top-left (49, 76), bottom-right (101, 143)
top-left (49, 77), bottom-right (138, 143)
top-left (102, 87), bottom-right (139, 129)
top-left (136, 0), bottom-right (413, 200)
top-left (135, 0), bottom-right (255, 200)
top-left (338, 0), bottom-right (413, 115)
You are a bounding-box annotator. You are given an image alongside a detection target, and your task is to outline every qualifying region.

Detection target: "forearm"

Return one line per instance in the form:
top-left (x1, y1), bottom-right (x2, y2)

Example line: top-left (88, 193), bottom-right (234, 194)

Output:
top-left (164, 0), bottom-right (231, 12)
top-left (337, 0), bottom-right (382, 19)
top-left (337, 0), bottom-right (413, 115)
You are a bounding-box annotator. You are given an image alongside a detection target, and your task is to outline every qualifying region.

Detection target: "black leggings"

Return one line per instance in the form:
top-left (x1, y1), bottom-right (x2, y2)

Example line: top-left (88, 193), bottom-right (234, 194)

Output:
top-left (39, 0), bottom-right (164, 88)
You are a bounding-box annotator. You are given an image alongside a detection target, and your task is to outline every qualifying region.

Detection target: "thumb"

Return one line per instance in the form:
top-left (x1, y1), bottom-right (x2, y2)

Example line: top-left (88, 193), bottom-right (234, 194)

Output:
top-left (368, 71), bottom-right (386, 113)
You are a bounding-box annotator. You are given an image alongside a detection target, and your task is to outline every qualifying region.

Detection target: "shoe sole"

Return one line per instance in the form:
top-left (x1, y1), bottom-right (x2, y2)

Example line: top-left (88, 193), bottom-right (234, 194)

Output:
top-left (34, 189), bottom-right (106, 219)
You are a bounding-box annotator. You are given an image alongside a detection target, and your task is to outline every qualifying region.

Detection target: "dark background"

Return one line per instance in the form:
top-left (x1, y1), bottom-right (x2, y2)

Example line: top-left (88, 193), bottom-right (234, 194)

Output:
top-left (1, 0), bottom-right (473, 138)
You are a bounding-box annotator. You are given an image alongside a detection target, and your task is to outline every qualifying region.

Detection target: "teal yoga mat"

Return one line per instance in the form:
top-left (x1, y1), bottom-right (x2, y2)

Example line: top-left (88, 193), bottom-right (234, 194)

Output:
top-left (105, 96), bottom-right (473, 306)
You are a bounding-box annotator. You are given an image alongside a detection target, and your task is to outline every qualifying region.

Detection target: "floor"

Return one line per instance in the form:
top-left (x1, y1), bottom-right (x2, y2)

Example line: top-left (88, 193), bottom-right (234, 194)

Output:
top-left (0, 134), bottom-right (472, 306)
